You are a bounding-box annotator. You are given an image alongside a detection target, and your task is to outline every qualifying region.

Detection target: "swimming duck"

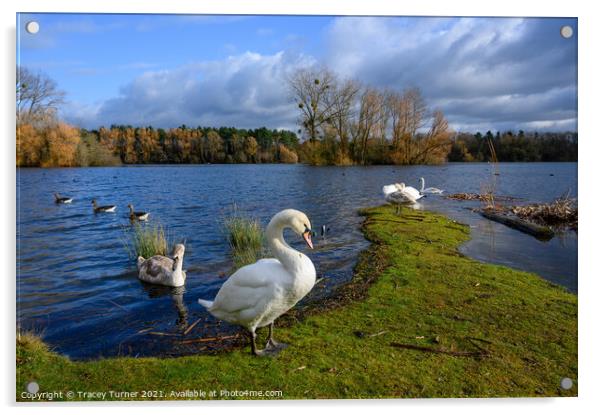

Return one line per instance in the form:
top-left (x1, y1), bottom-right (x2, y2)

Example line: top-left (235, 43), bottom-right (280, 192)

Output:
top-left (54, 193), bottom-right (73, 204)
top-left (198, 209), bottom-right (316, 356)
top-left (137, 244), bottom-right (186, 287)
top-left (128, 204), bottom-right (149, 221)
top-left (91, 199), bottom-right (116, 213)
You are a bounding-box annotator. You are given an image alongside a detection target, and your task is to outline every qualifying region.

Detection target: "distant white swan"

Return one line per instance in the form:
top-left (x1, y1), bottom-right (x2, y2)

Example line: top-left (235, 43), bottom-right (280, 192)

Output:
top-left (420, 177), bottom-right (444, 194)
top-left (198, 209), bottom-right (316, 356)
top-left (137, 244), bottom-right (186, 287)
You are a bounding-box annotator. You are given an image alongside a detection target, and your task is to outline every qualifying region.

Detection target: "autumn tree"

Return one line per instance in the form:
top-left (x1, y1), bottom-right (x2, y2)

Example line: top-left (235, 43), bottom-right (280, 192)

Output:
top-left (244, 136), bottom-right (258, 163)
top-left (350, 88), bottom-right (387, 165)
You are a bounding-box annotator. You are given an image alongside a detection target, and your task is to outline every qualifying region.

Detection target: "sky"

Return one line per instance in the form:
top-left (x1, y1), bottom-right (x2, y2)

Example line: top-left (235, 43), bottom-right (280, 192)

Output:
top-left (17, 13), bottom-right (578, 133)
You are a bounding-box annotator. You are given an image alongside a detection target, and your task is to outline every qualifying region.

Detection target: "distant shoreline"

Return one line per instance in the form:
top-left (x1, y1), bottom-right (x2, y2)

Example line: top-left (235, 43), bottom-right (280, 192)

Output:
top-left (16, 160), bottom-right (579, 169)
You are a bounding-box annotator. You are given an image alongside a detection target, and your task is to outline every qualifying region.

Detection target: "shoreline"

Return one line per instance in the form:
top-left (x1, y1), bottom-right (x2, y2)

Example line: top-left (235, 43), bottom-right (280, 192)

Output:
top-left (17, 205), bottom-right (577, 400)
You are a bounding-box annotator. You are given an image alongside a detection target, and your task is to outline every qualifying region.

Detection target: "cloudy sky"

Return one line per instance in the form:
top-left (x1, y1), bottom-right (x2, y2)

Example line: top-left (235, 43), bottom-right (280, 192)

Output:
top-left (18, 14), bottom-right (577, 132)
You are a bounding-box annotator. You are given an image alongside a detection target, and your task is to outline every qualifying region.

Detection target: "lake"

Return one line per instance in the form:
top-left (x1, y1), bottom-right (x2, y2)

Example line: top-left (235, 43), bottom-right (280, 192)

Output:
top-left (16, 162), bottom-right (577, 359)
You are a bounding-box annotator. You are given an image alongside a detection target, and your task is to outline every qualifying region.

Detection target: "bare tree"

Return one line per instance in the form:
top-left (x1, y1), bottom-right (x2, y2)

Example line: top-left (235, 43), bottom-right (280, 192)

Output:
top-left (288, 67), bottom-right (339, 143)
top-left (350, 88), bottom-right (387, 165)
top-left (17, 66), bottom-right (65, 125)
top-left (324, 78), bottom-right (361, 158)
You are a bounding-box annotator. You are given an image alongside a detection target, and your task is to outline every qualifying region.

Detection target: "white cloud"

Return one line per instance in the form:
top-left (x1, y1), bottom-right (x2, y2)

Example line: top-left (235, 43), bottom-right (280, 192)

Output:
top-left (66, 51), bottom-right (315, 130)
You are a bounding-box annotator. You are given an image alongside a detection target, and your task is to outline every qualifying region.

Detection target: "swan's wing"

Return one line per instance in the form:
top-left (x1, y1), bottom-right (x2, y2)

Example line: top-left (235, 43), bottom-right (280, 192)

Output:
top-left (211, 259), bottom-right (288, 315)
top-left (383, 184), bottom-right (398, 196)
top-left (404, 186), bottom-right (422, 199)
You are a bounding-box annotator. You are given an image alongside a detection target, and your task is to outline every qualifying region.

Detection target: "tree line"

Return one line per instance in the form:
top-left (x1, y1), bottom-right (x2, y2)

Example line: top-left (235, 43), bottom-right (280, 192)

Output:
top-left (16, 66), bottom-right (577, 167)
top-left (449, 130), bottom-right (578, 162)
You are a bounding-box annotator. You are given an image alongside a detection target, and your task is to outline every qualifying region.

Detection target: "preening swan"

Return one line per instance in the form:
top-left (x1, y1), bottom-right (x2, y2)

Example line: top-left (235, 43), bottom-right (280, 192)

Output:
top-left (198, 209), bottom-right (316, 356)
top-left (383, 184), bottom-right (423, 214)
top-left (91, 199), bottom-right (116, 213)
top-left (137, 244), bottom-right (186, 287)
top-left (420, 177), bottom-right (444, 194)
top-left (128, 204), bottom-right (149, 221)
top-left (54, 193), bottom-right (73, 204)
top-left (396, 183), bottom-right (423, 202)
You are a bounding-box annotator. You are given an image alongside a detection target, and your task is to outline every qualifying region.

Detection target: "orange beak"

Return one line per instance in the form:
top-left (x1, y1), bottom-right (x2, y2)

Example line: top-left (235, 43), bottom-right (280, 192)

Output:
top-left (302, 231), bottom-right (314, 249)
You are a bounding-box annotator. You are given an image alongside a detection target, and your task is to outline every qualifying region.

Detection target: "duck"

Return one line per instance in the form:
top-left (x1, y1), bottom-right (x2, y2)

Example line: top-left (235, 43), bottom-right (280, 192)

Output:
top-left (54, 193), bottom-right (73, 204)
top-left (91, 199), bottom-right (116, 213)
top-left (128, 204), bottom-right (149, 221)
top-left (320, 224), bottom-right (330, 237)
top-left (419, 177), bottom-right (444, 194)
top-left (137, 244), bottom-right (186, 287)
top-left (198, 209), bottom-right (316, 356)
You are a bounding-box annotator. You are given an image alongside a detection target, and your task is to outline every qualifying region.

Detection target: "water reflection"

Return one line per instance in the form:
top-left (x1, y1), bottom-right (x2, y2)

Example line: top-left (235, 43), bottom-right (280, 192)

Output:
top-left (140, 284), bottom-right (189, 330)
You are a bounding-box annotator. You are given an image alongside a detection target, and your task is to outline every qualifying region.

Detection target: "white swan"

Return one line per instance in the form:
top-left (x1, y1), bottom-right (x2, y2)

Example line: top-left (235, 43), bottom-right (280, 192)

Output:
top-left (198, 209), bottom-right (316, 356)
top-left (420, 177), bottom-right (444, 194)
top-left (383, 184), bottom-right (423, 214)
top-left (395, 183), bottom-right (424, 203)
top-left (137, 244), bottom-right (186, 287)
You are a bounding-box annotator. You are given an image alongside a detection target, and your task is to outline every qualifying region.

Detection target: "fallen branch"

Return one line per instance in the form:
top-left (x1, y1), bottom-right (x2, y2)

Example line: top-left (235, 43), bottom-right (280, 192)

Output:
top-left (183, 318), bottom-right (202, 336)
top-left (147, 332), bottom-right (180, 337)
top-left (390, 342), bottom-right (490, 358)
top-left (179, 334), bottom-right (240, 345)
top-left (479, 209), bottom-right (554, 241)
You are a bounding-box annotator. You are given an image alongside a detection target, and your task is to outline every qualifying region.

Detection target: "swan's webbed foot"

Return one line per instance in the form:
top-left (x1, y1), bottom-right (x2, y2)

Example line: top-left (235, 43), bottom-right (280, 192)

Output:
top-left (249, 324), bottom-right (288, 357)
top-left (264, 322), bottom-right (288, 354)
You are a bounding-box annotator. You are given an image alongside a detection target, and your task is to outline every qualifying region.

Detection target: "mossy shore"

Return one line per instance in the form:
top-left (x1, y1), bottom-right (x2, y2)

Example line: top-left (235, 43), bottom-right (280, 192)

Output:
top-left (17, 205), bottom-right (577, 401)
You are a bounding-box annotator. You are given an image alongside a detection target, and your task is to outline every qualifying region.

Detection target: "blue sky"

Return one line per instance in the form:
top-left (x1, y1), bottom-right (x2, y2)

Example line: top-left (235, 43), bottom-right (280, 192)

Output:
top-left (17, 13), bottom-right (577, 132)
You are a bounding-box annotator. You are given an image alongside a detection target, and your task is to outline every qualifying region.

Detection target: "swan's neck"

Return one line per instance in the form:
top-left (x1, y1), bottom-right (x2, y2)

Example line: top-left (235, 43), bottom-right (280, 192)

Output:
top-left (420, 178), bottom-right (425, 192)
top-left (171, 257), bottom-right (185, 285)
top-left (266, 222), bottom-right (304, 274)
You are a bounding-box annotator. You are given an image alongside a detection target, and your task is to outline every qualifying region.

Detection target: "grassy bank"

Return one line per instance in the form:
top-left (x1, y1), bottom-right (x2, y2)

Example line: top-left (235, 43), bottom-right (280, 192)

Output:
top-left (17, 205), bottom-right (577, 400)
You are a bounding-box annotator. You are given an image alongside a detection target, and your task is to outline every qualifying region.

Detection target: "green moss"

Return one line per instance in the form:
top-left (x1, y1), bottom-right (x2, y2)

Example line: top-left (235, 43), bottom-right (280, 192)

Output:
top-left (17, 205), bottom-right (577, 401)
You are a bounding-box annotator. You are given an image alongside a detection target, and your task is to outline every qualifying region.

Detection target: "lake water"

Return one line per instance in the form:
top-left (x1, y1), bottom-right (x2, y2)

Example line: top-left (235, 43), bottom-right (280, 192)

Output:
top-left (16, 163), bottom-right (577, 359)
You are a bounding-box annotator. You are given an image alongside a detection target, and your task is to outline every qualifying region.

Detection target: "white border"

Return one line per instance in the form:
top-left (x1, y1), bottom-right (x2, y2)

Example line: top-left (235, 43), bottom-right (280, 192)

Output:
top-left (3, 1), bottom-right (601, 414)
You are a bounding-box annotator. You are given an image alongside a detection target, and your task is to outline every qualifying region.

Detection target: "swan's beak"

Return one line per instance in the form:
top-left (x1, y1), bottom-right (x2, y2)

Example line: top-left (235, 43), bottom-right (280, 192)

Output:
top-left (302, 231), bottom-right (314, 249)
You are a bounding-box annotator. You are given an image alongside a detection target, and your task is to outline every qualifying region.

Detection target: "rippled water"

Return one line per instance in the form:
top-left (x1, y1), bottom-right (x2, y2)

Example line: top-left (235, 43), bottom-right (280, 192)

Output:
top-left (16, 163), bottom-right (577, 359)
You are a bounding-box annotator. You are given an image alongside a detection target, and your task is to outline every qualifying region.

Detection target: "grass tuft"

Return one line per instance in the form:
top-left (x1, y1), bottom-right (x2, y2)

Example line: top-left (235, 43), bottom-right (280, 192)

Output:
top-left (123, 222), bottom-right (171, 259)
top-left (224, 209), bottom-right (265, 270)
